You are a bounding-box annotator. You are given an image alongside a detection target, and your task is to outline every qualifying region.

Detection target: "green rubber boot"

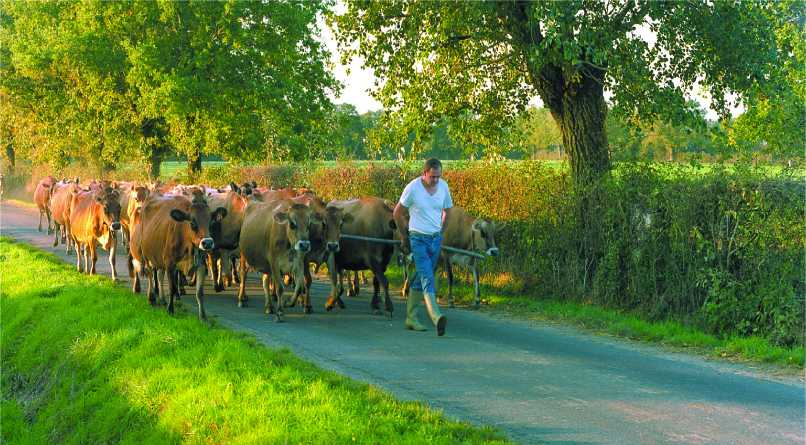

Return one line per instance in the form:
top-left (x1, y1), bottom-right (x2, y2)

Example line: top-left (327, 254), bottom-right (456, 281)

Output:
top-left (423, 291), bottom-right (447, 336)
top-left (405, 289), bottom-right (427, 331)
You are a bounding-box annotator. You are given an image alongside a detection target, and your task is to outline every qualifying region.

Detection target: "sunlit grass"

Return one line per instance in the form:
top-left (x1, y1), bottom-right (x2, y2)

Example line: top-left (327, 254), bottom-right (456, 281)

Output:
top-left (0, 238), bottom-right (510, 444)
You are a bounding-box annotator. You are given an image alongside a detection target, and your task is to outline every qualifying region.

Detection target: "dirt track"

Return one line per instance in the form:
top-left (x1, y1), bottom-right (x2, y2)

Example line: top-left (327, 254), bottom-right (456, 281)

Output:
top-left (2, 201), bottom-right (804, 445)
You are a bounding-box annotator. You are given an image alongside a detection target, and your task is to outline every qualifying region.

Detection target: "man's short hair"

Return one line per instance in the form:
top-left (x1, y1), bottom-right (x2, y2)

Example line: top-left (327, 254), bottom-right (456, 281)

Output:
top-left (423, 158), bottom-right (442, 172)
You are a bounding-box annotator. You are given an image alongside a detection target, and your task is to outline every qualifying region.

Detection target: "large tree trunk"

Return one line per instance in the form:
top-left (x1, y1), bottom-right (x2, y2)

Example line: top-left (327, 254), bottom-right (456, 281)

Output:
top-left (149, 147), bottom-right (163, 180)
top-left (533, 65), bottom-right (611, 186)
top-left (5, 142), bottom-right (15, 174)
top-left (188, 152), bottom-right (202, 176)
top-left (556, 82), bottom-right (610, 185)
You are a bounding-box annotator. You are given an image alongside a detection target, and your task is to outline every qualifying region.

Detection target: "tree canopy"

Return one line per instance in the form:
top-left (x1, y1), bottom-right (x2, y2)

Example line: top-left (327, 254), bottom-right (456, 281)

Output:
top-left (0, 0), bottom-right (338, 176)
top-left (331, 0), bottom-right (796, 183)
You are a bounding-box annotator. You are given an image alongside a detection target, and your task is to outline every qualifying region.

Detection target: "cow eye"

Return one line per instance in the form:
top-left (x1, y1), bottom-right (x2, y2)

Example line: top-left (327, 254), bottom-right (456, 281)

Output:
top-left (289, 221), bottom-right (297, 230)
top-left (191, 220), bottom-right (199, 231)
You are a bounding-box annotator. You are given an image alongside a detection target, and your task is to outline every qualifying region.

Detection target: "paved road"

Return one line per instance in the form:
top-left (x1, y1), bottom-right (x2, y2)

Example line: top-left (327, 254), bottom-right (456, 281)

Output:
top-left (2, 201), bottom-right (804, 445)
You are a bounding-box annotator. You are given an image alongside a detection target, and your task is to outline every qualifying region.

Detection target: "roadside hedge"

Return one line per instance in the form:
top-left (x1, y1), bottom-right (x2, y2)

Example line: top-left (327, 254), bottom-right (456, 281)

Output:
top-left (19, 160), bottom-right (805, 347)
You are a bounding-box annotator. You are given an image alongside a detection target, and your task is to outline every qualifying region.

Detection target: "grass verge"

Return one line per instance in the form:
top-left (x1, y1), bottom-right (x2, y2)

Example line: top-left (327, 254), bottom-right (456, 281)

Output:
top-left (0, 238), bottom-right (510, 445)
top-left (382, 266), bottom-right (805, 369)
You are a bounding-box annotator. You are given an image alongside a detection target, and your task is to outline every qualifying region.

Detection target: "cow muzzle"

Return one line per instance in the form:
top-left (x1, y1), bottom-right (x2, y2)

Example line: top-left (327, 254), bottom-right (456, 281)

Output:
top-left (199, 237), bottom-right (215, 251)
top-left (487, 247), bottom-right (499, 257)
top-left (295, 240), bottom-right (311, 253)
top-left (111, 222), bottom-right (121, 232)
top-left (327, 241), bottom-right (340, 252)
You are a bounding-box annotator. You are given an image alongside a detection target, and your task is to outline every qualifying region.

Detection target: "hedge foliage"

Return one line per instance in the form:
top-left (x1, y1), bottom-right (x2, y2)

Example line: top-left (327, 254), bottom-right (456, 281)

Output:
top-left (19, 160), bottom-right (805, 347)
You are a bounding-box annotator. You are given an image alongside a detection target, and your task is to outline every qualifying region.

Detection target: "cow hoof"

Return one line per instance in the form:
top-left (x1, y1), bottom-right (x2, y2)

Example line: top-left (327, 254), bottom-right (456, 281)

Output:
top-left (372, 308), bottom-right (382, 316)
top-left (274, 314), bottom-right (283, 323)
top-left (325, 303), bottom-right (334, 312)
top-left (304, 306), bottom-right (313, 314)
top-left (238, 301), bottom-right (247, 308)
top-left (214, 283), bottom-right (224, 292)
top-left (337, 299), bottom-right (346, 309)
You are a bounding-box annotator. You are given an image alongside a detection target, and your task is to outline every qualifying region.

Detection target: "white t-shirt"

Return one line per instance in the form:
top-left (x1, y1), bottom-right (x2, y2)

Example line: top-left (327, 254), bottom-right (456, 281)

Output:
top-left (399, 177), bottom-right (453, 235)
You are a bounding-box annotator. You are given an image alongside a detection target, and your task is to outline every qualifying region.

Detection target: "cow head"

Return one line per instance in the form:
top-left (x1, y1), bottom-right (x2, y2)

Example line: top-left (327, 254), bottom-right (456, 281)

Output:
top-left (321, 205), bottom-right (353, 253)
top-left (273, 203), bottom-right (319, 253)
top-left (471, 219), bottom-right (499, 257)
top-left (96, 187), bottom-right (122, 232)
top-left (170, 199), bottom-right (227, 251)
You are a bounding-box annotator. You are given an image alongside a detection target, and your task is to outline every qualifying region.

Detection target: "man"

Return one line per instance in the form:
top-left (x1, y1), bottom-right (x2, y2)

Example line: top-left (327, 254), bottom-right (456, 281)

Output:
top-left (393, 158), bottom-right (453, 336)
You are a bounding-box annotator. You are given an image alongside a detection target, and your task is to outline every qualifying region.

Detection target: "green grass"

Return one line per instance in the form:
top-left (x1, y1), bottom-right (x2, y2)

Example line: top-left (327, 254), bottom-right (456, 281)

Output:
top-left (0, 238), bottom-right (510, 445)
top-left (383, 266), bottom-right (805, 369)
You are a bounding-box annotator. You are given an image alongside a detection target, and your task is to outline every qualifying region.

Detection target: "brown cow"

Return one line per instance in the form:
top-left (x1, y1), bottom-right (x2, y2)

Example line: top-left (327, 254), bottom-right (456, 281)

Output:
top-left (49, 178), bottom-right (81, 253)
top-left (285, 194), bottom-right (352, 313)
top-left (238, 199), bottom-right (318, 321)
top-left (205, 183), bottom-right (251, 292)
top-left (120, 184), bottom-right (150, 247)
top-left (129, 192), bottom-right (226, 319)
top-left (69, 186), bottom-right (123, 279)
top-left (400, 206), bottom-right (499, 308)
top-left (326, 197), bottom-right (398, 318)
top-left (34, 176), bottom-right (57, 233)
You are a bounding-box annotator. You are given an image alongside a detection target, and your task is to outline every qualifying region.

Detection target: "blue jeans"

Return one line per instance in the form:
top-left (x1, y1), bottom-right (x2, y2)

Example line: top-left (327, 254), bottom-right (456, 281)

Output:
top-left (410, 232), bottom-right (442, 295)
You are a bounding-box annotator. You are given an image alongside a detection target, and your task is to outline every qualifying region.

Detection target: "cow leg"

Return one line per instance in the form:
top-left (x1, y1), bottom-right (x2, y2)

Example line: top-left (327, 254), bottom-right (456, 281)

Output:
top-left (446, 259), bottom-right (455, 308)
top-left (347, 270), bottom-right (359, 297)
top-left (261, 273), bottom-right (275, 316)
top-left (325, 258), bottom-right (343, 311)
top-left (369, 273), bottom-right (381, 315)
top-left (211, 251), bottom-right (224, 292)
top-left (53, 223), bottom-right (61, 247)
top-left (109, 239), bottom-right (118, 281)
top-left (165, 267), bottom-right (176, 316)
top-left (147, 268), bottom-right (158, 305)
top-left (270, 271), bottom-right (284, 322)
top-left (157, 269), bottom-right (168, 306)
top-left (230, 256), bottom-right (240, 286)
top-left (194, 263), bottom-right (207, 320)
top-left (75, 243), bottom-right (82, 271)
top-left (375, 268), bottom-right (393, 319)
top-left (361, 270), bottom-right (370, 285)
top-left (237, 254), bottom-right (248, 307)
top-left (472, 263), bottom-right (481, 309)
top-left (38, 211), bottom-right (43, 232)
top-left (303, 263), bottom-right (313, 314)
top-left (89, 242), bottom-right (98, 275)
top-left (129, 255), bottom-right (141, 293)
top-left (46, 209), bottom-right (53, 235)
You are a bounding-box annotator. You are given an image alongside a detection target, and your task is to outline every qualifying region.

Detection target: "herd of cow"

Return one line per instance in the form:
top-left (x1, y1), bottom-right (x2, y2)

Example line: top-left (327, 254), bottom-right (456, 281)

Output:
top-left (32, 175), bottom-right (500, 323)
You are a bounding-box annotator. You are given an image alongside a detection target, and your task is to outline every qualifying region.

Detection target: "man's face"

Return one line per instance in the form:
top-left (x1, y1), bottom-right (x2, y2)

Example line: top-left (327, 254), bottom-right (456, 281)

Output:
top-left (422, 167), bottom-right (441, 187)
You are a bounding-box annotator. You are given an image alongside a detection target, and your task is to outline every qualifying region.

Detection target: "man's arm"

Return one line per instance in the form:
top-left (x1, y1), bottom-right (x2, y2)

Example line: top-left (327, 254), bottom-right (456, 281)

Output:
top-left (393, 202), bottom-right (410, 252)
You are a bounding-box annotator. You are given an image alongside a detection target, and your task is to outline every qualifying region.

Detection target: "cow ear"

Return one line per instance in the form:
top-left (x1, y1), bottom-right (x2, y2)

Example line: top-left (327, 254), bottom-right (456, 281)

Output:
top-left (251, 181), bottom-right (257, 188)
top-left (273, 211), bottom-right (288, 224)
top-left (170, 209), bottom-right (190, 222)
top-left (471, 220), bottom-right (482, 231)
top-left (229, 182), bottom-right (239, 193)
top-left (213, 207), bottom-right (228, 221)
